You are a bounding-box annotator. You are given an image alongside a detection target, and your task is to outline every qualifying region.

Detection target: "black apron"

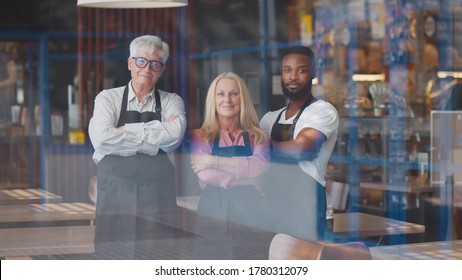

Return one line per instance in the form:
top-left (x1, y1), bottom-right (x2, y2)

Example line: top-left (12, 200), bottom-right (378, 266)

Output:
top-left (197, 131), bottom-right (263, 225)
top-left (196, 131), bottom-right (271, 259)
top-left (266, 96), bottom-right (327, 240)
top-left (94, 86), bottom-right (176, 259)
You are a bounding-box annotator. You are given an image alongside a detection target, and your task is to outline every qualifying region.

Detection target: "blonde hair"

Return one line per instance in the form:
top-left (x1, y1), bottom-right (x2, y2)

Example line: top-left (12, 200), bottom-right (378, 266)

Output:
top-left (201, 72), bottom-right (266, 145)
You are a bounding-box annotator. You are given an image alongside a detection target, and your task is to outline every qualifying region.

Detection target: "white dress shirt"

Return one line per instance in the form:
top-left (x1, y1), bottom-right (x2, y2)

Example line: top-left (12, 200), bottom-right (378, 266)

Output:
top-left (89, 81), bottom-right (186, 164)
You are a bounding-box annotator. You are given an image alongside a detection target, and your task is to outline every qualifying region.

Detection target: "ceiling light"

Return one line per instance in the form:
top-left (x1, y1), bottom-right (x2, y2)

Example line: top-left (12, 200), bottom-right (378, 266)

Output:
top-left (352, 74), bottom-right (385, 82)
top-left (312, 77), bottom-right (318, 85)
top-left (77, 0), bottom-right (188, 8)
top-left (437, 71), bottom-right (462, 79)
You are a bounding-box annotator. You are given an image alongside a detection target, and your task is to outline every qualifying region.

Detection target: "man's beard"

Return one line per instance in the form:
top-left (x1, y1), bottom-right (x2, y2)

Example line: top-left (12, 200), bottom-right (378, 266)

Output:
top-left (281, 80), bottom-right (312, 101)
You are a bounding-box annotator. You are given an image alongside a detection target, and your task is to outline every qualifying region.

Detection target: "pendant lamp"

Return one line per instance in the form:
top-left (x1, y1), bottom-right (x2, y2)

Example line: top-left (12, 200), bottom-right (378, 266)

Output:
top-left (77, 0), bottom-right (188, 8)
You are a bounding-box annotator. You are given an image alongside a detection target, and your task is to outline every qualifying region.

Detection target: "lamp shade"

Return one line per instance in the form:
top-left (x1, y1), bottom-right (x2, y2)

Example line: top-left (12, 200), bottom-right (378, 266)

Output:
top-left (77, 0), bottom-right (188, 8)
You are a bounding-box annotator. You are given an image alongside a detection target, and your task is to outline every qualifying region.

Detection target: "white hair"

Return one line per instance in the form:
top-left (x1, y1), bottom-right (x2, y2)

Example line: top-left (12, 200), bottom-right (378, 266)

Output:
top-left (129, 35), bottom-right (169, 64)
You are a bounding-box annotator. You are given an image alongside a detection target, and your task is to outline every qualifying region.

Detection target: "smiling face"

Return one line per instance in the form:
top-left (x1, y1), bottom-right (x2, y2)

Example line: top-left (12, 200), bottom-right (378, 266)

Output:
top-left (128, 48), bottom-right (165, 90)
top-left (281, 53), bottom-right (314, 100)
top-left (215, 78), bottom-right (241, 121)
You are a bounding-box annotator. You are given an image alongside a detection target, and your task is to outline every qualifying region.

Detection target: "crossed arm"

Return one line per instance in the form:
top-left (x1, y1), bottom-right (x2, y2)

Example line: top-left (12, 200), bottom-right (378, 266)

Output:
top-left (271, 127), bottom-right (326, 161)
top-left (190, 130), bottom-right (270, 188)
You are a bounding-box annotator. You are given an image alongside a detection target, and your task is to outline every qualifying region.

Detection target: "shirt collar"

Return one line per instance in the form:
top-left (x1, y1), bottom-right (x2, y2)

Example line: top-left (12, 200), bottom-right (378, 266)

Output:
top-left (219, 128), bottom-right (243, 137)
top-left (128, 80), bottom-right (154, 102)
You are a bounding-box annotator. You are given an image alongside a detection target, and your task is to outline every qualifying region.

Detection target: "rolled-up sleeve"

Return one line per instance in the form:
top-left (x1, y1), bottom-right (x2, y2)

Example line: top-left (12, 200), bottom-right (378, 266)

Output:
top-left (190, 130), bottom-right (269, 188)
top-left (140, 93), bottom-right (186, 154)
top-left (89, 88), bottom-right (187, 163)
top-left (89, 91), bottom-right (141, 158)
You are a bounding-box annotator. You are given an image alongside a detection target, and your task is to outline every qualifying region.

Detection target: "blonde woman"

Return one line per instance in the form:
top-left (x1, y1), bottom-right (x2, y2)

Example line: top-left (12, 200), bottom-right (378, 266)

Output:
top-left (190, 72), bottom-right (270, 229)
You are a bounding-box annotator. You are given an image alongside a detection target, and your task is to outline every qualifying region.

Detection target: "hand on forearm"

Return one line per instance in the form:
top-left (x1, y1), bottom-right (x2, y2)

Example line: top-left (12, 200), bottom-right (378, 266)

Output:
top-left (165, 114), bottom-right (178, 122)
top-left (191, 152), bottom-right (238, 175)
top-left (272, 140), bottom-right (319, 161)
top-left (272, 127), bottom-right (325, 161)
top-left (191, 152), bottom-right (215, 173)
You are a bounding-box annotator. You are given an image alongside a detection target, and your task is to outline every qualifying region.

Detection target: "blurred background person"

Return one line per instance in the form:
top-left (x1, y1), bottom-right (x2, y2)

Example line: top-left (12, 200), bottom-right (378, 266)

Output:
top-left (0, 42), bottom-right (17, 134)
top-left (425, 44), bottom-right (462, 113)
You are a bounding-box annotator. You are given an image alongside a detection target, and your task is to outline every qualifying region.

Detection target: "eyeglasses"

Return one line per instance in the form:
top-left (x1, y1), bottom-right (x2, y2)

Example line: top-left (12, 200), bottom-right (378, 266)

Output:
top-left (131, 57), bottom-right (164, 72)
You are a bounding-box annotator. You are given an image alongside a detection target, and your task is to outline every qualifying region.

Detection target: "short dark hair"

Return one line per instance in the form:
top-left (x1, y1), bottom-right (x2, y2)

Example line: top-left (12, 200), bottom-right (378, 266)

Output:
top-left (281, 46), bottom-right (316, 77)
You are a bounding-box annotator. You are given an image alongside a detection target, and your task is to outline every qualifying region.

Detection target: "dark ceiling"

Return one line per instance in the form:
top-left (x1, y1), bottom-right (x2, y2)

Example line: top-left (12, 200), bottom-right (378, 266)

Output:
top-left (0, 0), bottom-right (77, 31)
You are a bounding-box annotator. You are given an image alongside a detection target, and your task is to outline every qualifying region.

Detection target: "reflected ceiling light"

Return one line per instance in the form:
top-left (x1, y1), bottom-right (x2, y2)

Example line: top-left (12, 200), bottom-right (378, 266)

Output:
top-left (352, 74), bottom-right (385, 82)
top-left (77, 0), bottom-right (188, 8)
top-left (437, 71), bottom-right (462, 79)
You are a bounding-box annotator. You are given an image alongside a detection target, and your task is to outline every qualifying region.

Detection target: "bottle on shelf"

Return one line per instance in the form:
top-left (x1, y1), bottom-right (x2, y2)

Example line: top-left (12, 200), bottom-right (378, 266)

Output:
top-left (68, 77), bottom-right (85, 145)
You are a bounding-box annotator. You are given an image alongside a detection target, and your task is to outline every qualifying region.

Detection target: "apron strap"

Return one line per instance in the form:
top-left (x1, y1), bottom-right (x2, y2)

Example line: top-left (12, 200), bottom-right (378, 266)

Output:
top-left (274, 94), bottom-right (315, 126)
top-left (117, 86), bottom-right (129, 128)
top-left (117, 85), bottom-right (162, 127)
top-left (212, 130), bottom-right (251, 149)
